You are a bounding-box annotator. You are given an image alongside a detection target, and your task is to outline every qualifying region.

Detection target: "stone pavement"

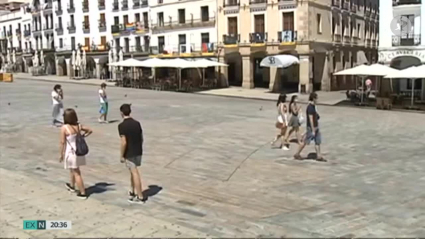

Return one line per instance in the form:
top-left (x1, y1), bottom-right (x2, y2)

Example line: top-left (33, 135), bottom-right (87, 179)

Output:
top-left (197, 87), bottom-right (347, 105)
top-left (1, 80), bottom-right (425, 238)
top-left (13, 73), bottom-right (115, 87)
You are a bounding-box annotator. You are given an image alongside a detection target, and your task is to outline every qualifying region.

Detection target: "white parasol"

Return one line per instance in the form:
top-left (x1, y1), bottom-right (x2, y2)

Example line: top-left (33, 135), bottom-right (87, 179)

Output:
top-left (12, 50), bottom-right (16, 64)
top-left (82, 49), bottom-right (87, 74)
top-left (33, 50), bottom-right (39, 67)
top-left (71, 50), bottom-right (76, 69)
top-left (108, 49), bottom-right (113, 72)
top-left (113, 48), bottom-right (118, 63)
top-left (75, 49), bottom-right (81, 70)
top-left (6, 50), bottom-right (11, 64)
top-left (119, 49), bottom-right (124, 62)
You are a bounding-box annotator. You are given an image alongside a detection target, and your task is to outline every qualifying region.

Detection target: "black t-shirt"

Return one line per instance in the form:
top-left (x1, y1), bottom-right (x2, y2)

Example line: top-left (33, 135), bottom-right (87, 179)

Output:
top-left (306, 103), bottom-right (320, 128)
top-left (118, 118), bottom-right (143, 158)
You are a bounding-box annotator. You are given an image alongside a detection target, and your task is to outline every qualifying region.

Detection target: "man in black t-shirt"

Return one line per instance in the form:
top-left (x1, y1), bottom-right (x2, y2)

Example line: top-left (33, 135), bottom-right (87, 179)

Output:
top-left (294, 92), bottom-right (325, 162)
top-left (118, 104), bottom-right (145, 203)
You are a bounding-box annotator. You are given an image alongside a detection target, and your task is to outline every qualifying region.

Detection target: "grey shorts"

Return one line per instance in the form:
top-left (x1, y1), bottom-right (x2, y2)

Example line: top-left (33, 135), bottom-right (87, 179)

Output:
top-left (125, 155), bottom-right (142, 169)
top-left (304, 127), bottom-right (322, 145)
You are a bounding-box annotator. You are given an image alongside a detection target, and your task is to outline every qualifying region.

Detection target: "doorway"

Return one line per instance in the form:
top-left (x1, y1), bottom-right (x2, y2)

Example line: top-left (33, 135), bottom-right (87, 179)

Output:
top-left (253, 58), bottom-right (269, 88)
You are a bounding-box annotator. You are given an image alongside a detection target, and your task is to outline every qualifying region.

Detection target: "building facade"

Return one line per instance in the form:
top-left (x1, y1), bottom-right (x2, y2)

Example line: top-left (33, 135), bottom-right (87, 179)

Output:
top-left (217, 0), bottom-right (379, 92)
top-left (379, 0), bottom-right (425, 98)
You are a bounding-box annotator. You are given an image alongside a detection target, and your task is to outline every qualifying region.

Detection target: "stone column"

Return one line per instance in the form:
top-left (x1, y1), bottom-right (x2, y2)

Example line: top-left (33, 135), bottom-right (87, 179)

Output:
top-left (66, 59), bottom-right (71, 78)
top-left (321, 52), bottom-right (331, 91)
top-left (269, 66), bottom-right (281, 92)
top-left (299, 55), bottom-right (312, 93)
top-left (96, 63), bottom-right (101, 79)
top-left (242, 55), bottom-right (254, 89)
top-left (217, 57), bottom-right (228, 87)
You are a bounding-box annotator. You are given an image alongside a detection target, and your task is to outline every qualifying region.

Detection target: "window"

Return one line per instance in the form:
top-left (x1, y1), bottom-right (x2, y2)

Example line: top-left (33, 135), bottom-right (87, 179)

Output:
top-left (158, 0), bottom-right (163, 3)
top-left (123, 15), bottom-right (129, 25)
top-left (59, 17), bottom-right (62, 28)
top-left (158, 36), bottom-right (165, 52)
top-left (143, 12), bottom-right (148, 28)
top-left (158, 12), bottom-right (164, 26)
top-left (282, 12), bottom-right (294, 31)
top-left (228, 17), bottom-right (238, 35)
top-left (332, 16), bottom-right (336, 35)
top-left (350, 20), bottom-right (354, 37)
top-left (357, 23), bottom-right (361, 38)
top-left (84, 16), bottom-right (89, 28)
top-left (317, 14), bottom-right (322, 34)
top-left (254, 14), bottom-right (265, 33)
top-left (179, 34), bottom-right (186, 53)
top-left (201, 6), bottom-right (209, 22)
top-left (135, 13), bottom-right (140, 22)
top-left (85, 37), bottom-right (90, 47)
top-left (135, 36), bottom-right (141, 48)
top-left (71, 36), bottom-right (75, 49)
top-left (70, 15), bottom-right (75, 26)
top-left (178, 9), bottom-right (185, 24)
top-left (114, 16), bottom-right (119, 25)
top-left (101, 36), bottom-right (106, 45)
top-left (201, 33), bottom-right (209, 43)
top-left (59, 38), bottom-right (63, 48)
top-left (342, 19), bottom-right (345, 36)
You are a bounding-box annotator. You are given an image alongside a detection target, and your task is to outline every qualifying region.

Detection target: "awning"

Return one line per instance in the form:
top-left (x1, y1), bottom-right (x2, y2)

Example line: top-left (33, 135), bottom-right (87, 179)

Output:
top-left (260, 55), bottom-right (299, 68)
top-left (334, 64), bottom-right (399, 76)
top-left (384, 65), bottom-right (425, 78)
top-left (109, 58), bottom-right (144, 67)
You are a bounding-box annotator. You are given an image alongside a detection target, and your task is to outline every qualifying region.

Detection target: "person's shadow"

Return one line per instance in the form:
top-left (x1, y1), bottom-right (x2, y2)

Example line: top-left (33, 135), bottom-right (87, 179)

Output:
top-left (142, 185), bottom-right (163, 199)
top-left (306, 153), bottom-right (327, 162)
top-left (86, 182), bottom-right (115, 196)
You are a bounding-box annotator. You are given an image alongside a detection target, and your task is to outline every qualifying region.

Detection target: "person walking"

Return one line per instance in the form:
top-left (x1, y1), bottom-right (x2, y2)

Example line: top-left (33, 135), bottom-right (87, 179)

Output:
top-left (294, 92), bottom-right (325, 161)
top-left (98, 83), bottom-right (109, 123)
top-left (51, 84), bottom-right (64, 126)
top-left (271, 94), bottom-right (289, 150)
top-left (59, 108), bottom-right (93, 199)
top-left (118, 104), bottom-right (146, 204)
top-left (285, 95), bottom-right (302, 144)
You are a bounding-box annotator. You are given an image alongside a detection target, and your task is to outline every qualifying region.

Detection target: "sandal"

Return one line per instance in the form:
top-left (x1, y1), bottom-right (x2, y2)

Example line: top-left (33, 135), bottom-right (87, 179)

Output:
top-left (293, 154), bottom-right (303, 160)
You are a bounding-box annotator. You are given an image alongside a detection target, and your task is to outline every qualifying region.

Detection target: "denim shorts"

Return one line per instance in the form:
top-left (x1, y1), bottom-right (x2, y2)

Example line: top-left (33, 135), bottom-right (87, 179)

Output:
top-left (125, 155), bottom-right (142, 169)
top-left (305, 127), bottom-right (322, 145)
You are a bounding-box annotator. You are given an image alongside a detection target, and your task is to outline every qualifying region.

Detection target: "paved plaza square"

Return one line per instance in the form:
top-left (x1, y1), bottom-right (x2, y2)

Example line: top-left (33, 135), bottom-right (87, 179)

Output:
top-left (1, 79), bottom-right (425, 238)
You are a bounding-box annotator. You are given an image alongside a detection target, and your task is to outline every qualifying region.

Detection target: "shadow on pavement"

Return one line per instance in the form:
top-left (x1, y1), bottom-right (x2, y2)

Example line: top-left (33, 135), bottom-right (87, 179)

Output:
top-left (86, 182), bottom-right (115, 196)
top-left (143, 185), bottom-right (163, 198)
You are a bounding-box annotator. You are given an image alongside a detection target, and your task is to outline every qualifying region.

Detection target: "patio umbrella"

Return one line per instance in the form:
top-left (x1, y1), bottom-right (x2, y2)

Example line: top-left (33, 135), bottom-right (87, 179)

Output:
top-left (163, 58), bottom-right (196, 89)
top-left (191, 59), bottom-right (228, 86)
top-left (384, 66), bottom-right (425, 107)
top-left (108, 49), bottom-right (113, 78)
top-left (75, 50), bottom-right (81, 76)
top-left (6, 50), bottom-right (11, 64)
top-left (260, 55), bottom-right (300, 68)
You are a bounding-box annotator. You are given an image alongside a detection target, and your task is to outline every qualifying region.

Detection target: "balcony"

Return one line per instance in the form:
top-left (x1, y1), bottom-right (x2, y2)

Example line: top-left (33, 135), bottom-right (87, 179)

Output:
top-left (67, 2), bottom-right (75, 13)
top-left (111, 24), bottom-right (122, 34)
top-left (32, 26), bottom-right (42, 34)
top-left (277, 30), bottom-right (297, 44)
top-left (67, 22), bottom-right (76, 34)
top-left (55, 4), bottom-right (63, 15)
top-left (223, 34), bottom-right (240, 45)
top-left (332, 0), bottom-right (340, 7)
top-left (141, 0), bottom-right (148, 7)
top-left (98, 0), bottom-right (105, 10)
top-left (250, 32), bottom-right (268, 44)
top-left (152, 17), bottom-right (215, 32)
top-left (224, 0), bottom-right (240, 7)
top-left (393, 0), bottom-right (421, 6)
top-left (24, 30), bottom-right (31, 38)
top-left (121, 0), bottom-right (129, 10)
top-left (82, 1), bottom-right (89, 12)
top-left (333, 34), bottom-right (342, 42)
top-left (43, 1), bottom-right (53, 14)
top-left (83, 23), bottom-right (90, 34)
top-left (99, 21), bottom-right (107, 32)
top-left (55, 24), bottom-right (64, 35)
top-left (133, 0), bottom-right (140, 8)
top-left (130, 45), bottom-right (149, 53)
top-left (15, 29), bottom-right (22, 38)
top-left (112, 1), bottom-right (119, 11)
top-left (31, 5), bottom-right (40, 15)
top-left (343, 35), bottom-right (351, 43)
top-left (392, 34), bottom-right (421, 46)
top-left (6, 31), bottom-right (12, 38)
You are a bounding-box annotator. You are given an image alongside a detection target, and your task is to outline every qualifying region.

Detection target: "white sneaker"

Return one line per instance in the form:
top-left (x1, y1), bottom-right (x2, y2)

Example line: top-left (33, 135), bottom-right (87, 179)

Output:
top-left (282, 146), bottom-right (290, 151)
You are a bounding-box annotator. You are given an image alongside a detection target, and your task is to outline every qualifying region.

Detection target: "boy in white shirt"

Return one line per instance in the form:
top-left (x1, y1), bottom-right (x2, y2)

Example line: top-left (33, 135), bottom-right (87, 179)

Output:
top-left (98, 83), bottom-right (108, 123)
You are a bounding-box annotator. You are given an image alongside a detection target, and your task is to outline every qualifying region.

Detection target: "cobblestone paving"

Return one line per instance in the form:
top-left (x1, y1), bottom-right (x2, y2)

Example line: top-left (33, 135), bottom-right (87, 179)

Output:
top-left (1, 80), bottom-right (425, 238)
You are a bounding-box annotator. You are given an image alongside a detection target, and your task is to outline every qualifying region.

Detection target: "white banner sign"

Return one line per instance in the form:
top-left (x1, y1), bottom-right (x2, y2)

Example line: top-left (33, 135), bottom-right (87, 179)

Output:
top-left (379, 49), bottom-right (425, 63)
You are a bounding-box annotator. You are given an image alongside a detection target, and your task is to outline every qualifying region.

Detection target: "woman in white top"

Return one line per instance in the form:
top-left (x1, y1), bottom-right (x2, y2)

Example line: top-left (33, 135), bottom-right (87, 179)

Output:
top-left (98, 83), bottom-right (108, 123)
top-left (59, 108), bottom-right (93, 199)
top-left (271, 94), bottom-right (290, 150)
top-left (51, 84), bottom-right (63, 126)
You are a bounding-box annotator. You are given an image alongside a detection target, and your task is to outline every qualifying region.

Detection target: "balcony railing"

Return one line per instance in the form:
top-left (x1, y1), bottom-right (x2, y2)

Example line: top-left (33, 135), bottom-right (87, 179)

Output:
top-left (24, 30), bottom-right (31, 37)
top-left (45, 1), bottom-right (53, 10)
top-left (32, 26), bottom-right (41, 33)
top-left (83, 23), bottom-right (90, 33)
top-left (392, 34), bottom-right (421, 46)
top-left (67, 2), bottom-right (75, 13)
top-left (112, 1), bottom-right (119, 11)
top-left (277, 30), bottom-right (297, 43)
top-left (249, 0), bottom-right (267, 4)
top-left (55, 24), bottom-right (64, 35)
top-left (111, 24), bottom-right (122, 34)
top-left (152, 17), bottom-right (215, 31)
top-left (223, 34), bottom-right (240, 45)
top-left (55, 4), bottom-right (63, 14)
top-left (333, 34), bottom-right (342, 42)
top-left (122, 0), bottom-right (129, 10)
top-left (67, 22), bottom-right (76, 33)
top-left (224, 0), bottom-right (240, 7)
top-left (393, 0), bottom-right (421, 6)
top-left (343, 35), bottom-right (350, 43)
top-left (82, 1), bottom-right (89, 12)
top-left (250, 32), bottom-right (268, 43)
top-left (6, 31), bottom-right (12, 37)
top-left (133, 0), bottom-right (140, 8)
top-left (332, 0), bottom-right (340, 7)
top-left (99, 21), bottom-right (107, 32)
top-left (15, 29), bottom-right (22, 37)
top-left (43, 24), bottom-right (54, 31)
top-left (98, 0), bottom-right (105, 9)
top-left (141, 0), bottom-right (148, 7)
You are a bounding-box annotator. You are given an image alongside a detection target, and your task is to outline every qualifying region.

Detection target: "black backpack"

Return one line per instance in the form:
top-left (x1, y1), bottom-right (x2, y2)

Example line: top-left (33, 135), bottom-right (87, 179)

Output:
top-left (67, 125), bottom-right (89, 156)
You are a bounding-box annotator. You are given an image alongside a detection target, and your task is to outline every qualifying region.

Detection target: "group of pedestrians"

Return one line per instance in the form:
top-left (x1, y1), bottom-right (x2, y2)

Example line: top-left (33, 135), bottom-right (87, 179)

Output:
top-left (272, 92), bottom-right (324, 161)
top-left (52, 84), bottom-right (146, 203)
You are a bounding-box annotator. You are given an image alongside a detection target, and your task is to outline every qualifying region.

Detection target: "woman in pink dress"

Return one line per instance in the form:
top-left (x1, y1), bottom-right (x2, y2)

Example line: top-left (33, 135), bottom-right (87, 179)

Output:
top-left (59, 109), bottom-right (93, 199)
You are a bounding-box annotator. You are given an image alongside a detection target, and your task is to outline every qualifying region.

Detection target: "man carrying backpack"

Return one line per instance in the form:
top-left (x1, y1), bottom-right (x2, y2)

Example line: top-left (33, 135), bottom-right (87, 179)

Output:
top-left (118, 104), bottom-right (146, 204)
